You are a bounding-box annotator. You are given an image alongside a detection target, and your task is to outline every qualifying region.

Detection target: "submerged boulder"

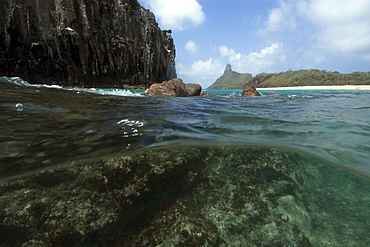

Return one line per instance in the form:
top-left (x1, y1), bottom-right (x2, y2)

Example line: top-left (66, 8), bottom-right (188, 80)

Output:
top-left (242, 84), bottom-right (261, 97)
top-left (1, 147), bottom-right (369, 246)
top-left (146, 78), bottom-right (203, 97)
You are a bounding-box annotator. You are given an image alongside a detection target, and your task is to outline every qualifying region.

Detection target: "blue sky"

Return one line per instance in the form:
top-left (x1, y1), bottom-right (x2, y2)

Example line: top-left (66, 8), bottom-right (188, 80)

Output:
top-left (139, 0), bottom-right (370, 88)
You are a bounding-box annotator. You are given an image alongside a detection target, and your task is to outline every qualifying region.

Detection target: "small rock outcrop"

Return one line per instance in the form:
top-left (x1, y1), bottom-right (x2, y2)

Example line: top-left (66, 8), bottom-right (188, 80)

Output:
top-left (0, 0), bottom-right (176, 88)
top-left (146, 78), bottom-right (203, 97)
top-left (242, 84), bottom-right (261, 97)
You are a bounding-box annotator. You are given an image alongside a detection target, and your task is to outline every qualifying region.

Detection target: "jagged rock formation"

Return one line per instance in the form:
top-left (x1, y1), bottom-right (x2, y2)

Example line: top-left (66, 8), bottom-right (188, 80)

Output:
top-left (224, 63), bottom-right (232, 74)
top-left (208, 64), bottom-right (252, 89)
top-left (146, 78), bottom-right (203, 97)
top-left (0, 0), bottom-right (176, 88)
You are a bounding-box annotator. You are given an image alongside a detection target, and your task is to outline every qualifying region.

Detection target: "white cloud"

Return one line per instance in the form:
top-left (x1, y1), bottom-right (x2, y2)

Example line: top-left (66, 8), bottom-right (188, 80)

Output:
top-left (178, 43), bottom-right (285, 87)
top-left (218, 46), bottom-right (239, 58)
top-left (265, 0), bottom-right (296, 32)
top-left (297, 0), bottom-right (370, 59)
top-left (261, 0), bottom-right (370, 60)
top-left (141, 0), bottom-right (205, 31)
top-left (178, 58), bottom-right (224, 81)
top-left (231, 42), bottom-right (285, 74)
top-left (185, 40), bottom-right (199, 54)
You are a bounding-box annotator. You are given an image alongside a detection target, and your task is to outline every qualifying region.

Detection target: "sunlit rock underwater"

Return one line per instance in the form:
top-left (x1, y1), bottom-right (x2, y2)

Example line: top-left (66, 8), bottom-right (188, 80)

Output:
top-left (0, 76), bottom-right (370, 246)
top-left (1, 147), bottom-right (369, 246)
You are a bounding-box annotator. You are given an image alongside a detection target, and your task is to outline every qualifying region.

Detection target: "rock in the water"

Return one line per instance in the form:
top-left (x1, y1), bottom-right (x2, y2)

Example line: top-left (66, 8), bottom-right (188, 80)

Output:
top-left (242, 84), bottom-right (261, 97)
top-left (200, 91), bottom-right (209, 97)
top-left (146, 78), bottom-right (203, 97)
top-left (185, 83), bottom-right (202, 96)
top-left (0, 0), bottom-right (176, 88)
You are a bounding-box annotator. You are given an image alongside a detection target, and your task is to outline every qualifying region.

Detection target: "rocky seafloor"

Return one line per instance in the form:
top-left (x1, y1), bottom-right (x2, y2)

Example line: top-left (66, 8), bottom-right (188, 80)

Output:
top-left (0, 147), bottom-right (369, 246)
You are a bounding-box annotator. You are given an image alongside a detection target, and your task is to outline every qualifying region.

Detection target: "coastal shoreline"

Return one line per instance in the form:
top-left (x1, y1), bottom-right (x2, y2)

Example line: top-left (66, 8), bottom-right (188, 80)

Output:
top-left (257, 85), bottom-right (370, 90)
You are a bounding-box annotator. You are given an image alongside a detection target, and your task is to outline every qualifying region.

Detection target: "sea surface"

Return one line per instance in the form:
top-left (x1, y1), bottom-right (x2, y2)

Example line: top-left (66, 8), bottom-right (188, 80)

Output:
top-left (1, 76), bottom-right (370, 246)
top-left (1, 76), bottom-right (370, 181)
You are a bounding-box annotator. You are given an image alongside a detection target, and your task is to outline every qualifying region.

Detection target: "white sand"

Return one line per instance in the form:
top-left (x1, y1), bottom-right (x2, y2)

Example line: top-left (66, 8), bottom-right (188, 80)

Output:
top-left (257, 85), bottom-right (370, 90)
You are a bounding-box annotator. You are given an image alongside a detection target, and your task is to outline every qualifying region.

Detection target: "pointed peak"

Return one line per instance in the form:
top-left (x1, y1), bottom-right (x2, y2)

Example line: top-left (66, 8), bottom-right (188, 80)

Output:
top-left (224, 63), bottom-right (232, 74)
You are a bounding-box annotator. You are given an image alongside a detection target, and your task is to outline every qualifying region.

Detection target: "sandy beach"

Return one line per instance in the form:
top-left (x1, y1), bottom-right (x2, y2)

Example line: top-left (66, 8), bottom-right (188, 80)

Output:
top-left (257, 85), bottom-right (370, 90)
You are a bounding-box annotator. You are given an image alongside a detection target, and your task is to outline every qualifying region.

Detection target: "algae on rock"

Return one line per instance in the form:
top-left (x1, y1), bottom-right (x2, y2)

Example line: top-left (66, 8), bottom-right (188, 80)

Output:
top-left (0, 147), bottom-right (369, 246)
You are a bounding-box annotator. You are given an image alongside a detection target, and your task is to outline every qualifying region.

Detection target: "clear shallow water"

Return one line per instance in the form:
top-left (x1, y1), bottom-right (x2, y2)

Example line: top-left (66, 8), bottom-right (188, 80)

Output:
top-left (1, 77), bottom-right (370, 181)
top-left (1, 76), bottom-right (370, 246)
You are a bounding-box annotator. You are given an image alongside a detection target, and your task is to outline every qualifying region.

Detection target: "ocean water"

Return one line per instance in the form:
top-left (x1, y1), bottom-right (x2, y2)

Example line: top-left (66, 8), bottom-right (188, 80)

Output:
top-left (1, 77), bottom-right (370, 180)
top-left (1, 76), bottom-right (370, 246)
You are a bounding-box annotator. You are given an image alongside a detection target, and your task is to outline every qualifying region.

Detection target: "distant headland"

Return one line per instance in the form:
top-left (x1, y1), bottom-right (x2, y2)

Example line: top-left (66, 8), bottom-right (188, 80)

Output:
top-left (207, 64), bottom-right (252, 89)
top-left (208, 65), bottom-right (370, 90)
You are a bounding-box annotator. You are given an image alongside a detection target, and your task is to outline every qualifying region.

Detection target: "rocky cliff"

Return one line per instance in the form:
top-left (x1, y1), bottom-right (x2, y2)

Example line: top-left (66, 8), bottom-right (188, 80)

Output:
top-left (0, 0), bottom-right (176, 88)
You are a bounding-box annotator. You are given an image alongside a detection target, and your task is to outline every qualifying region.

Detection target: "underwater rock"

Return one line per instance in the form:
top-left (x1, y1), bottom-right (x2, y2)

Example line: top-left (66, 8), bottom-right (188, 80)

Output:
top-left (0, 148), bottom-right (205, 246)
top-left (0, 0), bottom-right (176, 88)
top-left (0, 147), bottom-right (369, 246)
top-left (242, 84), bottom-right (261, 97)
top-left (146, 78), bottom-right (203, 97)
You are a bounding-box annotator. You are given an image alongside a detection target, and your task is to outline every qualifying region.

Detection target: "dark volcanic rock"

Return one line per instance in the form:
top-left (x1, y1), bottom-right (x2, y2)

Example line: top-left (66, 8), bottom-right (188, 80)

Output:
top-left (224, 63), bottom-right (232, 74)
top-left (242, 84), bottom-right (261, 97)
top-left (146, 78), bottom-right (203, 97)
top-left (0, 0), bottom-right (176, 88)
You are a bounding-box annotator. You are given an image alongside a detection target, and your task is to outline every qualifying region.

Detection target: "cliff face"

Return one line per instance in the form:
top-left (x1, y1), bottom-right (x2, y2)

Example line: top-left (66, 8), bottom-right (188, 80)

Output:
top-left (0, 0), bottom-right (176, 87)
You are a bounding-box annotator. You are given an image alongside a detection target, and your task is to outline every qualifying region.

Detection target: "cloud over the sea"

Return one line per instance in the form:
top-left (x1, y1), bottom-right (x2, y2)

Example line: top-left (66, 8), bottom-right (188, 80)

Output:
top-left (298, 0), bottom-right (370, 60)
top-left (140, 0), bottom-right (205, 31)
top-left (260, 0), bottom-right (370, 60)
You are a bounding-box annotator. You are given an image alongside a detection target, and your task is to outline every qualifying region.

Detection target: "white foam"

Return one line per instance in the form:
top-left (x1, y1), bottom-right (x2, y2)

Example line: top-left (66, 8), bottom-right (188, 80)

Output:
top-left (86, 89), bottom-right (144, 97)
top-left (35, 84), bottom-right (63, 89)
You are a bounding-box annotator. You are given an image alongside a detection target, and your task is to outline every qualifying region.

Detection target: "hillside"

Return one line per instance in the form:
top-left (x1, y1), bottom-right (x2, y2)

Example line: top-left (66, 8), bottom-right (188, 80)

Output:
top-left (208, 64), bottom-right (252, 89)
top-left (246, 70), bottom-right (370, 88)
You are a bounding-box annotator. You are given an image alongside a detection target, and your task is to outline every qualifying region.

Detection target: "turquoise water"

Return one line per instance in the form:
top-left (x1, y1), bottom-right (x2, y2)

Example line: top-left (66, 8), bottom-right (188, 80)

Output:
top-left (1, 77), bottom-right (370, 246)
top-left (1, 77), bottom-right (370, 180)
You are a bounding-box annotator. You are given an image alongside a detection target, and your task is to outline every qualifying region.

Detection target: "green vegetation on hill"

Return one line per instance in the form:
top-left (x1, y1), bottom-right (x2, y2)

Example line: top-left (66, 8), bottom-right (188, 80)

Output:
top-left (208, 71), bottom-right (252, 89)
top-left (246, 69), bottom-right (370, 88)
